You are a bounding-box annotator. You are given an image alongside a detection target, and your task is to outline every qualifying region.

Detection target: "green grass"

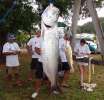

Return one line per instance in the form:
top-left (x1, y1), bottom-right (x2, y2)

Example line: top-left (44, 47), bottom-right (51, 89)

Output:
top-left (0, 53), bottom-right (104, 100)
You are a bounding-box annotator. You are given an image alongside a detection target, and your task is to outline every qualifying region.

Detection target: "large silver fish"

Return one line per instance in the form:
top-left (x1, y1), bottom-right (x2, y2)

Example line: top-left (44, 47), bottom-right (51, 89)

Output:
top-left (41, 4), bottom-right (60, 88)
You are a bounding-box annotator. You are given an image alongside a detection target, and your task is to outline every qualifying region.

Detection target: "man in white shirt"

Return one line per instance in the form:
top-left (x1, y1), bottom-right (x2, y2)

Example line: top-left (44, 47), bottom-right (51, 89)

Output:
top-left (74, 39), bottom-right (91, 88)
top-left (31, 34), bottom-right (52, 98)
top-left (59, 34), bottom-right (74, 87)
top-left (27, 31), bottom-right (41, 80)
top-left (31, 36), bottom-right (44, 98)
top-left (3, 34), bottom-right (22, 86)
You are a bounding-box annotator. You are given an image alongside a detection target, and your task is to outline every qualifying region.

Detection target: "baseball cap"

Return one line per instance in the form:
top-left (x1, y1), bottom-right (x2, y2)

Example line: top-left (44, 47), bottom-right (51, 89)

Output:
top-left (7, 33), bottom-right (16, 40)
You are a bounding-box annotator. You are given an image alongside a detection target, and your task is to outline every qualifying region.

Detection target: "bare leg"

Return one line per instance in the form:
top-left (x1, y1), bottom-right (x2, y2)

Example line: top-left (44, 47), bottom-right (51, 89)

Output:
top-left (5, 68), bottom-right (13, 88)
top-left (32, 79), bottom-right (42, 98)
top-left (44, 80), bottom-right (51, 91)
top-left (13, 67), bottom-right (23, 86)
top-left (34, 79), bottom-right (42, 93)
top-left (61, 70), bottom-right (70, 87)
top-left (28, 70), bottom-right (34, 81)
top-left (79, 65), bottom-right (85, 86)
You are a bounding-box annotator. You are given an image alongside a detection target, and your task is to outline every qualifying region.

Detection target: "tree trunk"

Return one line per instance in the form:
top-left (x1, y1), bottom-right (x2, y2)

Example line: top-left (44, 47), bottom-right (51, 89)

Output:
top-left (87, 0), bottom-right (104, 55)
top-left (71, 0), bottom-right (81, 49)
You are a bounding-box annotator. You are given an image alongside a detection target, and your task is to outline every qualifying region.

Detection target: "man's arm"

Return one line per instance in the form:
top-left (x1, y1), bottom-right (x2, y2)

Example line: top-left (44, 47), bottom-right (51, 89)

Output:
top-left (3, 51), bottom-right (17, 55)
top-left (26, 45), bottom-right (33, 55)
top-left (15, 43), bottom-right (21, 54)
top-left (3, 43), bottom-right (18, 55)
top-left (35, 47), bottom-right (41, 55)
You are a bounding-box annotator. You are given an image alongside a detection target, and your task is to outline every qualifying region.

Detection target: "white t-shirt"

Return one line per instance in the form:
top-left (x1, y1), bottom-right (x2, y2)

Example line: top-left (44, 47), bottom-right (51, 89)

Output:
top-left (74, 43), bottom-right (91, 58)
top-left (59, 38), bottom-right (70, 62)
top-left (3, 42), bottom-right (20, 67)
top-left (35, 38), bottom-right (42, 62)
top-left (27, 36), bottom-right (41, 59)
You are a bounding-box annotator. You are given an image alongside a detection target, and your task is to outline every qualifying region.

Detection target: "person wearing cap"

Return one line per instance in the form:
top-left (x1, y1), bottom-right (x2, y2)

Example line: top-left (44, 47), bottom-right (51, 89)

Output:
top-left (3, 34), bottom-right (22, 87)
top-left (74, 39), bottom-right (91, 89)
top-left (27, 31), bottom-right (41, 81)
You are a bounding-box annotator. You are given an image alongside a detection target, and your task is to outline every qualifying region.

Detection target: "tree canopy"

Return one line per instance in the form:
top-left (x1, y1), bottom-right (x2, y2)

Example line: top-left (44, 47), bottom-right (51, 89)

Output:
top-left (36, 0), bottom-right (104, 16)
top-left (0, 0), bottom-right (104, 34)
top-left (0, 0), bottom-right (40, 34)
top-left (78, 17), bottom-right (104, 33)
top-left (36, 0), bottom-right (73, 15)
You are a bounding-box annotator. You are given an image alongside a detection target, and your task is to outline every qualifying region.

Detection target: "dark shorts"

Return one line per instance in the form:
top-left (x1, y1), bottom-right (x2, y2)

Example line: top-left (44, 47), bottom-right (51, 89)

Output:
top-left (58, 62), bottom-right (70, 71)
top-left (35, 62), bottom-right (43, 79)
top-left (30, 58), bottom-right (38, 70)
top-left (76, 57), bottom-right (89, 66)
top-left (76, 57), bottom-right (89, 62)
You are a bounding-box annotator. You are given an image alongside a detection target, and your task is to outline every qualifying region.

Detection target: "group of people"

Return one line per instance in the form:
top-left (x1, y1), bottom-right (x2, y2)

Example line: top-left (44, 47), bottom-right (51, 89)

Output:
top-left (27, 31), bottom-right (74, 98)
top-left (2, 31), bottom-right (91, 99)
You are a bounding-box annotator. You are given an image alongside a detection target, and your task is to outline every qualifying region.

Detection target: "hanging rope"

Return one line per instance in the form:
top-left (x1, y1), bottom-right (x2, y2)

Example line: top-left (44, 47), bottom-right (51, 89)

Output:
top-left (0, 0), bottom-right (17, 24)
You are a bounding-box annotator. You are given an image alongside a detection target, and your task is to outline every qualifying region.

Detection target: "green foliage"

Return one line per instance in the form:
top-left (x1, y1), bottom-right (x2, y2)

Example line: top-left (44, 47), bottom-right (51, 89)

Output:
top-left (78, 17), bottom-right (104, 33)
top-left (94, 0), bottom-right (104, 7)
top-left (36, 0), bottom-right (104, 19)
top-left (0, 0), bottom-right (104, 35)
top-left (16, 32), bottom-right (29, 44)
top-left (54, 0), bottom-right (73, 14)
top-left (78, 22), bottom-right (95, 33)
top-left (36, 0), bottom-right (73, 15)
top-left (0, 0), bottom-right (40, 34)
top-left (0, 0), bottom-right (104, 34)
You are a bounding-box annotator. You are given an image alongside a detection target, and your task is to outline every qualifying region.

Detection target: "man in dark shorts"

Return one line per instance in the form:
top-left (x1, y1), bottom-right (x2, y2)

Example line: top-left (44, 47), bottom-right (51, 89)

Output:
top-left (59, 34), bottom-right (74, 87)
top-left (27, 31), bottom-right (41, 80)
top-left (31, 38), bottom-right (49, 98)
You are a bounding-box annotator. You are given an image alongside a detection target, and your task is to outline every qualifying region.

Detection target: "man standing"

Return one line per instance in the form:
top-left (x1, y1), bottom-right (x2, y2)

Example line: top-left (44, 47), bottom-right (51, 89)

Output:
top-left (59, 34), bottom-right (74, 87)
top-left (3, 34), bottom-right (22, 87)
top-left (27, 31), bottom-right (41, 81)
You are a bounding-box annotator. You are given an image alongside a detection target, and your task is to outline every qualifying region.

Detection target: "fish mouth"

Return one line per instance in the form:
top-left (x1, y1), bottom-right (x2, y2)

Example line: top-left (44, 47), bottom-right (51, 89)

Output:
top-left (44, 24), bottom-right (52, 28)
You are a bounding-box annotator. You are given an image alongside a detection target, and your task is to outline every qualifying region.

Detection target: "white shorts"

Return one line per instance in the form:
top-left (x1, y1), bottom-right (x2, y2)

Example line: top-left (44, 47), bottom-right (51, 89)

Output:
top-left (77, 62), bottom-right (88, 66)
top-left (76, 57), bottom-right (89, 66)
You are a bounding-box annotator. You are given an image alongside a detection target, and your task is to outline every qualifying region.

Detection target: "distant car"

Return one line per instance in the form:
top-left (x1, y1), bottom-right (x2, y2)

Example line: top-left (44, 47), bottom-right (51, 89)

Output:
top-left (87, 41), bottom-right (97, 53)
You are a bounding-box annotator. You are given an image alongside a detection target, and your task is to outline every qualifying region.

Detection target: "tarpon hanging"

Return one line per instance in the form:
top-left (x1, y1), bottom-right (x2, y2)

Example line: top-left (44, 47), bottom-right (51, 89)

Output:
top-left (41, 3), bottom-right (60, 87)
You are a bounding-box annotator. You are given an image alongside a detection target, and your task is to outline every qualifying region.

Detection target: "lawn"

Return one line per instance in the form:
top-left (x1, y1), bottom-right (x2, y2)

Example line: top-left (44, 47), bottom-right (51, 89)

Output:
top-left (0, 53), bottom-right (104, 100)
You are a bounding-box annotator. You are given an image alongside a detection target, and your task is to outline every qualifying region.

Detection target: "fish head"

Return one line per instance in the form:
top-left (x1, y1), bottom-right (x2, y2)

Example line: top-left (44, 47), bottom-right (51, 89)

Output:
top-left (42, 5), bottom-right (60, 27)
